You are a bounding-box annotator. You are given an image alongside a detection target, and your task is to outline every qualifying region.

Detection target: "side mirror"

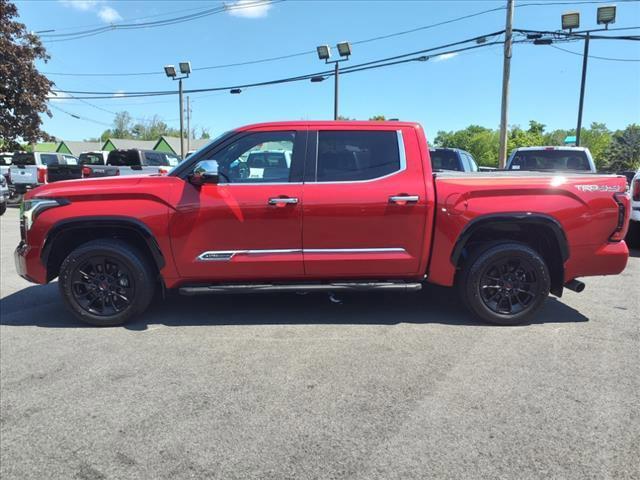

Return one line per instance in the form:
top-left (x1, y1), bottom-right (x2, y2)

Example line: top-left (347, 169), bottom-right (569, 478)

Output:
top-left (189, 160), bottom-right (220, 186)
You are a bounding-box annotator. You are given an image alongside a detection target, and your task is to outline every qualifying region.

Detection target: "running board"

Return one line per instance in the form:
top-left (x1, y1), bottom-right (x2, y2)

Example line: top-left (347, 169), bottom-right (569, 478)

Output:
top-left (179, 281), bottom-right (422, 296)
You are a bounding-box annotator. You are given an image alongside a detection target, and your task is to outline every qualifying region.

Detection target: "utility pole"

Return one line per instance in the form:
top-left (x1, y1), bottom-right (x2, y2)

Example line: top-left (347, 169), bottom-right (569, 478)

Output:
top-left (178, 78), bottom-right (185, 160)
top-left (498, 0), bottom-right (515, 169)
top-left (575, 32), bottom-right (590, 146)
top-left (186, 96), bottom-right (191, 153)
top-left (333, 62), bottom-right (339, 120)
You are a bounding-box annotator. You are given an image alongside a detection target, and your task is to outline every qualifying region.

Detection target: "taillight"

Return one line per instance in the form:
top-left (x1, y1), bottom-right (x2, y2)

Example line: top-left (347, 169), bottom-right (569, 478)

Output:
top-left (609, 192), bottom-right (630, 242)
top-left (633, 179), bottom-right (640, 201)
top-left (37, 166), bottom-right (47, 184)
top-left (81, 166), bottom-right (92, 177)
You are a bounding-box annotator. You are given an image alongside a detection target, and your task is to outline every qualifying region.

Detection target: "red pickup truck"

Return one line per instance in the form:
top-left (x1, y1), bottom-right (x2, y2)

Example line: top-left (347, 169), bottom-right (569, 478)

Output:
top-left (15, 121), bottom-right (631, 326)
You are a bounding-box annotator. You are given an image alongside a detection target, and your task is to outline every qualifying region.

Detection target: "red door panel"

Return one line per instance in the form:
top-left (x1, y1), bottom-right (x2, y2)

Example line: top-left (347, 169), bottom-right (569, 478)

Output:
top-left (170, 182), bottom-right (303, 280)
top-left (302, 128), bottom-right (429, 278)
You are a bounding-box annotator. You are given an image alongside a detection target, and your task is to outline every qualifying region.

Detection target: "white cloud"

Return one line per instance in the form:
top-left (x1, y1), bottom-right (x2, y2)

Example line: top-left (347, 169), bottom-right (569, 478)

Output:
top-left (434, 52), bottom-right (459, 62)
top-left (98, 6), bottom-right (122, 23)
top-left (227, 0), bottom-right (272, 18)
top-left (59, 0), bottom-right (122, 24)
top-left (59, 0), bottom-right (100, 11)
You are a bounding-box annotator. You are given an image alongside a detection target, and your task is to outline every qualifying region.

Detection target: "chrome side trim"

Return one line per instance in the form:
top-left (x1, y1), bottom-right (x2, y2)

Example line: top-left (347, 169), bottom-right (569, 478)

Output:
top-left (196, 247), bottom-right (407, 262)
top-left (197, 249), bottom-right (301, 261)
top-left (180, 281), bottom-right (422, 295)
top-left (304, 248), bottom-right (406, 254)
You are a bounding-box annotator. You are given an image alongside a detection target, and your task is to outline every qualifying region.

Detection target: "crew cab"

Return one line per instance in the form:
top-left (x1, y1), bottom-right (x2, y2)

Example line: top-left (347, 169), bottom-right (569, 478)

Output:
top-left (15, 121), bottom-right (630, 327)
top-left (8, 152), bottom-right (82, 199)
top-left (507, 146), bottom-right (597, 172)
top-left (82, 149), bottom-right (179, 178)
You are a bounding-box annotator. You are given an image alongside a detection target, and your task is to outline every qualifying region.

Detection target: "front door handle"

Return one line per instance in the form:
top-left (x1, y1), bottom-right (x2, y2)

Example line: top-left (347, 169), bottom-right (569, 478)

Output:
top-left (389, 195), bottom-right (419, 204)
top-left (268, 197), bottom-right (299, 205)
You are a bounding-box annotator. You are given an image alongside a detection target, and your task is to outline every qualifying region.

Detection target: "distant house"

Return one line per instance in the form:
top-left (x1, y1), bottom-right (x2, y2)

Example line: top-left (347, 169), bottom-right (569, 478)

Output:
top-left (33, 142), bottom-right (59, 152)
top-left (101, 138), bottom-right (157, 152)
top-left (153, 136), bottom-right (210, 156)
top-left (57, 141), bottom-right (103, 157)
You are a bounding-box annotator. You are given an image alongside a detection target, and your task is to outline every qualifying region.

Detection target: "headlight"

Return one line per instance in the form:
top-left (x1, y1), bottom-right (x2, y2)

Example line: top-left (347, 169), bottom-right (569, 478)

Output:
top-left (20, 198), bottom-right (67, 231)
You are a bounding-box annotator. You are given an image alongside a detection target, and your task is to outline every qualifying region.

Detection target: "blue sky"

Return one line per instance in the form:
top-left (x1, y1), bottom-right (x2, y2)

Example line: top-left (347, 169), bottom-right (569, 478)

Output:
top-left (15, 0), bottom-right (640, 143)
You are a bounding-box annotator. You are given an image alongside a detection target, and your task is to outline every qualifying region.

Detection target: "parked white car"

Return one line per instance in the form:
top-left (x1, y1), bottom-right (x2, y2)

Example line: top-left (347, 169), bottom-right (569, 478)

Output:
top-left (628, 169), bottom-right (640, 247)
top-left (0, 174), bottom-right (8, 215)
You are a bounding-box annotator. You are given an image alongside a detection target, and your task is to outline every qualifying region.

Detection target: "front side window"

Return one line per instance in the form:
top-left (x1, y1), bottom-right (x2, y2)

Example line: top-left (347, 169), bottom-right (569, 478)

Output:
top-left (203, 131), bottom-right (295, 183)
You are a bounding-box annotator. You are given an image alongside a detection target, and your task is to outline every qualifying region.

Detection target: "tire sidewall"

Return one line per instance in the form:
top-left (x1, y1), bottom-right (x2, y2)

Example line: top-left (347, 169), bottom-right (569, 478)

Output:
top-left (462, 243), bottom-right (551, 325)
top-left (59, 240), bottom-right (155, 326)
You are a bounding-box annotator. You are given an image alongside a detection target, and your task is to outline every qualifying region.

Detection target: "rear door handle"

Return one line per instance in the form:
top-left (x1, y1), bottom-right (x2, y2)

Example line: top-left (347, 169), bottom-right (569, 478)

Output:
top-left (268, 197), bottom-right (299, 205)
top-left (389, 195), bottom-right (419, 204)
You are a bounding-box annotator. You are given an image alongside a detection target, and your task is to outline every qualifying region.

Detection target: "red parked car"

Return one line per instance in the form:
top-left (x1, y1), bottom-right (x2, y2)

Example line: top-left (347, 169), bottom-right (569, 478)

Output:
top-left (15, 121), bottom-right (630, 326)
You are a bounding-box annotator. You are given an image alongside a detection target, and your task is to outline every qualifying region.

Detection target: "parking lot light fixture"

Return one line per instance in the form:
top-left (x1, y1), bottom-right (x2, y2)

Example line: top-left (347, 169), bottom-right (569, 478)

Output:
top-left (164, 65), bottom-right (176, 78)
top-left (316, 45), bottom-right (331, 61)
top-left (179, 62), bottom-right (192, 75)
top-left (164, 60), bottom-right (191, 159)
top-left (336, 41), bottom-right (351, 58)
top-left (561, 11), bottom-right (580, 31)
top-left (597, 5), bottom-right (616, 27)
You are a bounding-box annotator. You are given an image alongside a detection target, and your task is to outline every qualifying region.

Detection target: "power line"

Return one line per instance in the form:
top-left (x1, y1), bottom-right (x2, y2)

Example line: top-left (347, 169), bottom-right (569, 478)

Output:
top-left (42, 1), bottom-right (639, 77)
top-left (48, 37), bottom-right (507, 100)
top-left (40, 1), bottom-right (282, 43)
top-left (49, 104), bottom-right (112, 127)
top-left (550, 44), bottom-right (640, 61)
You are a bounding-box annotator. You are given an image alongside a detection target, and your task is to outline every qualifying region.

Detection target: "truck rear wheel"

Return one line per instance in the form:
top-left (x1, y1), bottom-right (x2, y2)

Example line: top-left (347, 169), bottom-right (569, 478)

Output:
top-left (459, 242), bottom-right (550, 325)
top-left (58, 239), bottom-right (156, 326)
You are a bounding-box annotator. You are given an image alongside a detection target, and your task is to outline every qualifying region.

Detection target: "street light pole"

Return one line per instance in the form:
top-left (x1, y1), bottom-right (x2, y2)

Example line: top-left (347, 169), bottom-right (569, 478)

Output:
top-left (164, 61), bottom-right (191, 159)
top-left (498, 0), bottom-right (515, 169)
top-left (576, 32), bottom-right (590, 146)
top-left (179, 78), bottom-right (185, 160)
top-left (333, 62), bottom-right (339, 120)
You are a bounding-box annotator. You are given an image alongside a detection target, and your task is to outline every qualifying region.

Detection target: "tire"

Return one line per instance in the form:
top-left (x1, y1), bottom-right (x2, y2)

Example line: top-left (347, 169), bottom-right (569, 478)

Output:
top-left (0, 202), bottom-right (6, 216)
top-left (626, 221), bottom-right (640, 249)
top-left (458, 242), bottom-right (550, 326)
top-left (7, 191), bottom-right (23, 206)
top-left (58, 239), bottom-right (156, 326)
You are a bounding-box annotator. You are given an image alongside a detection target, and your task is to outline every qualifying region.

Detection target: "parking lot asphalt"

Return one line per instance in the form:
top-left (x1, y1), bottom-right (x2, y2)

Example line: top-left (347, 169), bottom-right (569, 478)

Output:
top-left (1, 206), bottom-right (639, 480)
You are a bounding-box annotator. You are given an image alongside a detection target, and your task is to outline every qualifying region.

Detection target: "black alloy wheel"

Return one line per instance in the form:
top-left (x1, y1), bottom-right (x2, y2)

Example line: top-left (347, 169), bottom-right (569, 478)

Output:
top-left (71, 255), bottom-right (135, 316)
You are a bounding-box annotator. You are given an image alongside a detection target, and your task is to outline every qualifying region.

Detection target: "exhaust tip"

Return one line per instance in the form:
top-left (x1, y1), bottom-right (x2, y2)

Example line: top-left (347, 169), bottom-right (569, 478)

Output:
top-left (565, 280), bottom-right (585, 293)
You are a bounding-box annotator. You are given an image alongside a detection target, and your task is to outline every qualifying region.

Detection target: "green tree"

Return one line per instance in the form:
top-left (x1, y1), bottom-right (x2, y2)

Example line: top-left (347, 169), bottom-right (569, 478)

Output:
top-left (369, 115), bottom-right (386, 121)
top-left (579, 122), bottom-right (611, 169)
top-left (0, 0), bottom-right (54, 149)
top-left (605, 124), bottom-right (640, 171)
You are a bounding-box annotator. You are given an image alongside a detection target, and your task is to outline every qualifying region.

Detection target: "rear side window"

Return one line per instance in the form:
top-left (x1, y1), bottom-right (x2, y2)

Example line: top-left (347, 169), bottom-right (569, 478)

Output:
top-left (509, 150), bottom-right (590, 171)
top-left (463, 152), bottom-right (479, 172)
top-left (316, 130), bottom-right (401, 182)
top-left (107, 150), bottom-right (140, 167)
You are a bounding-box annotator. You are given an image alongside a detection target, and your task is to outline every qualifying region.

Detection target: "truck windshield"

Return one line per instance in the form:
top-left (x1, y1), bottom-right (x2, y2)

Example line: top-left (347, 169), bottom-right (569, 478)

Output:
top-left (430, 150), bottom-right (462, 171)
top-left (79, 153), bottom-right (104, 165)
top-left (509, 150), bottom-right (590, 171)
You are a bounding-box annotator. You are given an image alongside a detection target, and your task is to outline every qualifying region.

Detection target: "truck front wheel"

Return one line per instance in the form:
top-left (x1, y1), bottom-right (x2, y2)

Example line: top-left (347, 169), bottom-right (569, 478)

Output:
top-left (58, 239), bottom-right (156, 326)
top-left (459, 242), bottom-right (550, 325)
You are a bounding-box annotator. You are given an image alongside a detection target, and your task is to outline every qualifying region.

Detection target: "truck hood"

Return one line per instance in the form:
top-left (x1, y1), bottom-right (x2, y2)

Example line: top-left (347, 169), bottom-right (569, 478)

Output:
top-left (27, 175), bottom-right (174, 202)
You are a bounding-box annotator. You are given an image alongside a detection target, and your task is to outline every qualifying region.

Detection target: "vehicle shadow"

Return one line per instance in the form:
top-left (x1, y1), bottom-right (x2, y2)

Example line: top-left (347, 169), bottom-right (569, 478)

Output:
top-left (0, 282), bottom-right (588, 330)
top-left (628, 247), bottom-right (640, 258)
